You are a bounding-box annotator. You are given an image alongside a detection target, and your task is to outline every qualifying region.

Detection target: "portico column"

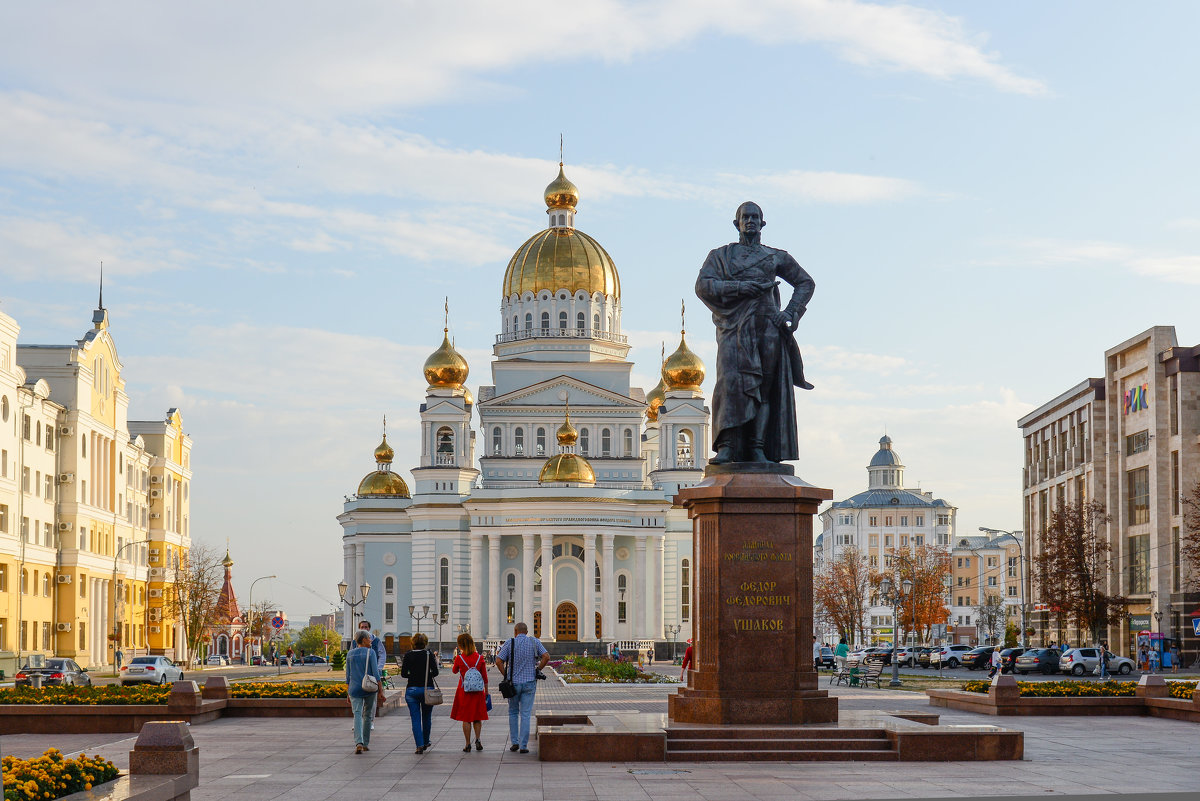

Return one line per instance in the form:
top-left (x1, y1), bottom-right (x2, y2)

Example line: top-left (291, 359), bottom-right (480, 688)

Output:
top-left (582, 532), bottom-right (596, 641)
top-left (488, 534), bottom-right (501, 640)
top-left (521, 533), bottom-right (535, 627)
top-left (601, 534), bottom-right (615, 642)
top-left (653, 534), bottom-right (665, 640)
top-left (469, 535), bottom-right (482, 638)
top-left (540, 534), bottom-right (554, 640)
top-left (635, 536), bottom-right (648, 640)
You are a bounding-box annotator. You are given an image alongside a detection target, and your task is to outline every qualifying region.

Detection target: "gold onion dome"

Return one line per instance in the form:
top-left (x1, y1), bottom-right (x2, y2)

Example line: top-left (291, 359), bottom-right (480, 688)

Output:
top-left (357, 470), bottom-right (410, 498)
top-left (645, 377), bottom-right (666, 422)
top-left (539, 405), bottom-right (596, 486)
top-left (423, 330), bottom-right (469, 389)
top-left (373, 435), bottom-right (395, 464)
top-left (662, 332), bottom-right (705, 391)
top-left (544, 163), bottom-right (579, 211)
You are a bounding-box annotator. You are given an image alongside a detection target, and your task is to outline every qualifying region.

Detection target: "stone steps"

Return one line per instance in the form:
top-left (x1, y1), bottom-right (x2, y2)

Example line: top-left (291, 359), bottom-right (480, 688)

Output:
top-left (665, 727), bottom-right (898, 762)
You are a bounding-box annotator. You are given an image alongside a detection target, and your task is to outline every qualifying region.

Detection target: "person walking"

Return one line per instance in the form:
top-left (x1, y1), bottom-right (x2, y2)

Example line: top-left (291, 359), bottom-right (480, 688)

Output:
top-left (358, 621), bottom-right (387, 729)
top-left (286, 646), bottom-right (294, 667)
top-left (1170, 642), bottom-right (1180, 674)
top-left (450, 632), bottom-right (489, 753)
top-left (987, 645), bottom-right (1002, 679)
top-left (681, 640), bottom-right (693, 672)
top-left (345, 630), bottom-right (381, 754)
top-left (1149, 645), bottom-right (1160, 674)
top-left (494, 622), bottom-right (549, 755)
top-left (834, 637), bottom-right (850, 672)
top-left (400, 633), bottom-right (440, 754)
top-left (812, 636), bottom-right (822, 671)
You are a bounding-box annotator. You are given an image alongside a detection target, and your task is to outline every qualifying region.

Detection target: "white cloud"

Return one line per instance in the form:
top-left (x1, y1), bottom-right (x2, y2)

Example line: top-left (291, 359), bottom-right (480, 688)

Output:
top-left (985, 237), bottom-right (1200, 286)
top-left (0, 216), bottom-right (189, 282)
top-left (1131, 255), bottom-right (1200, 284)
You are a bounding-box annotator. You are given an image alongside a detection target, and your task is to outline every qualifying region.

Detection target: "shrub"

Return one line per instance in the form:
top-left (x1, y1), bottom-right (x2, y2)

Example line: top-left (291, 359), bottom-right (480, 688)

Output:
top-left (963, 680), bottom-right (1140, 697)
top-left (330, 650), bottom-right (346, 670)
top-left (2, 748), bottom-right (119, 800)
top-left (561, 657), bottom-right (639, 682)
top-left (0, 685), bottom-right (169, 705)
top-left (229, 681), bottom-right (348, 699)
top-left (1167, 681), bottom-right (1195, 700)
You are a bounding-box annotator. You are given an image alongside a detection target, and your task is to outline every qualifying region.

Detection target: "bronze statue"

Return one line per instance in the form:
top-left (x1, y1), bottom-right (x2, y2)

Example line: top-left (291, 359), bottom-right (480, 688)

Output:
top-left (695, 202), bottom-right (814, 464)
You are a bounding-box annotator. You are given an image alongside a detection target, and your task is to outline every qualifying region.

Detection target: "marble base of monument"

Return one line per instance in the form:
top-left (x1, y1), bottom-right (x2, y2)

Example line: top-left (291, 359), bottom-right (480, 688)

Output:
top-left (668, 467), bottom-right (836, 725)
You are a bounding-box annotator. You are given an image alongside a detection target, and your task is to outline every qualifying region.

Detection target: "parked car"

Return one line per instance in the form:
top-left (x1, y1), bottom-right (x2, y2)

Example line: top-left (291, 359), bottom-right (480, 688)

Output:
top-left (1059, 647), bottom-right (1135, 676)
top-left (962, 645), bottom-right (999, 670)
top-left (205, 655), bottom-right (229, 666)
top-left (999, 647), bottom-right (1026, 673)
top-left (855, 647), bottom-right (891, 665)
top-left (14, 658), bottom-right (92, 687)
top-left (915, 647), bottom-right (937, 668)
top-left (928, 644), bottom-right (974, 669)
top-left (1015, 648), bottom-right (1062, 675)
top-left (120, 656), bottom-right (185, 685)
top-left (302, 655), bottom-right (328, 664)
top-left (816, 647), bottom-right (835, 669)
top-left (889, 646), bottom-right (918, 667)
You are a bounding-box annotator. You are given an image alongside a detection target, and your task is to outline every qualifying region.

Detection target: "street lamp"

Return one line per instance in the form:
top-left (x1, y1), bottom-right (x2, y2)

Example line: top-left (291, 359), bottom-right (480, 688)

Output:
top-left (433, 612), bottom-right (449, 659)
top-left (110, 536), bottom-right (149, 674)
top-left (337, 580), bottom-right (371, 647)
top-left (246, 574), bottom-right (276, 665)
top-left (665, 624), bottom-right (682, 661)
top-left (979, 527), bottom-right (1027, 647)
top-left (879, 575), bottom-right (913, 688)
top-left (409, 604), bottom-right (431, 635)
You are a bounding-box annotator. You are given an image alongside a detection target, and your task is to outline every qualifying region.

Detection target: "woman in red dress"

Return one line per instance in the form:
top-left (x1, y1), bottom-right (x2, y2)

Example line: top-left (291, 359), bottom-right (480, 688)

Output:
top-left (450, 632), bottom-right (489, 752)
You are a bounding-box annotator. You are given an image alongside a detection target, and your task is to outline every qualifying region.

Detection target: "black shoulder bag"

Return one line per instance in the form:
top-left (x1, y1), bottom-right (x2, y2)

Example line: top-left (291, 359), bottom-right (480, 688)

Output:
top-left (498, 638), bottom-right (517, 698)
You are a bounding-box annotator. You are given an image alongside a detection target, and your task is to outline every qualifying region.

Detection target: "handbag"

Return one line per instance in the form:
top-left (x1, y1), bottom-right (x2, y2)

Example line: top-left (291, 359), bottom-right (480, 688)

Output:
top-left (485, 693), bottom-right (493, 712)
top-left (498, 638), bottom-right (516, 699)
top-left (360, 650), bottom-right (380, 693)
top-left (422, 650), bottom-right (443, 706)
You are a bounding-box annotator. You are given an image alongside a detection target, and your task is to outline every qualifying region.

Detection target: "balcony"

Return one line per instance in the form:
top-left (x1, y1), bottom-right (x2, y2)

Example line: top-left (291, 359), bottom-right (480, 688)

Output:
top-left (434, 453), bottom-right (457, 467)
top-left (496, 327), bottom-right (628, 345)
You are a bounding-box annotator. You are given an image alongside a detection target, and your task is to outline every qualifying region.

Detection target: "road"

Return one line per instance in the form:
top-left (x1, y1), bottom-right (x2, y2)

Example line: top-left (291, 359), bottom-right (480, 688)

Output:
top-left (86, 662), bottom-right (339, 686)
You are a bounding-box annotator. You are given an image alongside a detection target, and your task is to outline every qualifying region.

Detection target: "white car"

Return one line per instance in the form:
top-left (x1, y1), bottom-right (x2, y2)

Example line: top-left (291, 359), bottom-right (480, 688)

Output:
top-left (1059, 647), bottom-right (1135, 676)
top-left (205, 655), bottom-right (229, 666)
top-left (120, 656), bottom-right (185, 685)
top-left (929, 644), bottom-right (974, 669)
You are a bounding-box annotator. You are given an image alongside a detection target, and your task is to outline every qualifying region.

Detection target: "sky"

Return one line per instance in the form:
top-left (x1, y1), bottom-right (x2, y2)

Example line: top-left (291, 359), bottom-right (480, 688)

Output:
top-left (2, 1), bottom-right (1198, 619)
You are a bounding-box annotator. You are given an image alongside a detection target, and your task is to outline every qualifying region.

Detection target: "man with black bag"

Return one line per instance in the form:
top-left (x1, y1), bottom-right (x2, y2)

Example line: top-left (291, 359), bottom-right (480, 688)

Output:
top-left (494, 621), bottom-right (549, 754)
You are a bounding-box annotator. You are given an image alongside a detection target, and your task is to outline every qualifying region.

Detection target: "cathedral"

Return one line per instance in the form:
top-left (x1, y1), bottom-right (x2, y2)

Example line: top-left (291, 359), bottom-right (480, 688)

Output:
top-left (338, 164), bottom-right (709, 655)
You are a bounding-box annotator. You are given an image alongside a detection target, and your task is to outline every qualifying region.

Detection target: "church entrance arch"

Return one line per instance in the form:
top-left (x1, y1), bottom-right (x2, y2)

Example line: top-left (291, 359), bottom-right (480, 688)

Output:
top-left (556, 602), bottom-right (578, 641)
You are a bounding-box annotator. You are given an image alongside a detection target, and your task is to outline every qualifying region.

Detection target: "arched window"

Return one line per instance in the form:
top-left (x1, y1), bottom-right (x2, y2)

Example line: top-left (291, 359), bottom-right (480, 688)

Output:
top-left (579, 428), bottom-right (590, 455)
top-left (593, 313), bottom-right (600, 331)
top-left (540, 311), bottom-right (550, 331)
top-left (439, 557), bottom-right (450, 619)
top-left (514, 427), bottom-right (524, 456)
top-left (524, 313), bottom-right (532, 331)
top-left (623, 429), bottom-right (634, 457)
top-left (436, 427), bottom-right (454, 455)
top-left (385, 576), bottom-right (395, 594)
top-left (576, 311), bottom-right (585, 331)
top-left (513, 315), bottom-right (519, 333)
top-left (506, 573), bottom-right (517, 623)
top-left (533, 556), bottom-right (542, 591)
top-left (681, 559), bottom-right (691, 622)
top-left (595, 562), bottom-right (602, 592)
top-left (617, 574), bottom-right (628, 623)
top-left (601, 428), bottom-right (612, 456)
top-left (677, 429), bottom-right (693, 464)
top-left (558, 311), bottom-right (567, 330)
top-left (536, 427), bottom-right (547, 456)
top-left (492, 427), bottom-right (502, 456)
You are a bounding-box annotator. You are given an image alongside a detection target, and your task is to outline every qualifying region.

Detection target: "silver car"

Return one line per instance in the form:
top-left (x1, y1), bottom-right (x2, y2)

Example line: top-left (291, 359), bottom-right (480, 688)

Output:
top-left (1059, 647), bottom-right (1135, 676)
top-left (120, 656), bottom-right (185, 685)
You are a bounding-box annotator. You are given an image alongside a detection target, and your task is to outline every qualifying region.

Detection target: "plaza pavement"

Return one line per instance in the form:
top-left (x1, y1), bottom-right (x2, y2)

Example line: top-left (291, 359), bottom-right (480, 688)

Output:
top-left (2, 667), bottom-right (1198, 801)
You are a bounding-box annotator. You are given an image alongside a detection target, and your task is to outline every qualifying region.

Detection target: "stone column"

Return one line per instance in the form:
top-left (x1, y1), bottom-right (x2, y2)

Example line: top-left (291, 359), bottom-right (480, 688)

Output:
top-left (469, 535), bottom-right (483, 638)
top-left (582, 532), bottom-right (596, 641)
top-left (635, 536), bottom-right (648, 640)
top-left (354, 543), bottom-right (365, 630)
top-left (521, 533), bottom-right (535, 627)
top-left (601, 533), bottom-right (615, 643)
top-left (540, 534), bottom-right (554, 640)
top-left (653, 533), bottom-right (665, 640)
top-left (488, 534), bottom-right (501, 640)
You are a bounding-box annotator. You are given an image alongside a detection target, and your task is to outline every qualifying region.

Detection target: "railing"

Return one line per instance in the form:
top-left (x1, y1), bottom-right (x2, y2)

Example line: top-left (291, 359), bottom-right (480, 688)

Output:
top-left (434, 453), bottom-right (456, 466)
top-left (496, 327), bottom-right (628, 345)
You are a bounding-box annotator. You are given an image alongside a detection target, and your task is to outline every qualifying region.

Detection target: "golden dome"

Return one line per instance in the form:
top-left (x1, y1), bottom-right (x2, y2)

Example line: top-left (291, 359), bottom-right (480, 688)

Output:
top-left (357, 470), bottom-right (411, 498)
top-left (463, 387), bottom-right (474, 405)
top-left (538, 453), bottom-right (596, 486)
top-left (663, 332), bottom-right (705, 391)
top-left (556, 405), bottom-right (578, 446)
top-left (502, 228), bottom-right (619, 299)
top-left (423, 330), bottom-right (469, 388)
top-left (544, 163), bottom-right (579, 211)
top-left (645, 377), bottom-right (666, 422)
top-left (373, 435), bottom-right (395, 464)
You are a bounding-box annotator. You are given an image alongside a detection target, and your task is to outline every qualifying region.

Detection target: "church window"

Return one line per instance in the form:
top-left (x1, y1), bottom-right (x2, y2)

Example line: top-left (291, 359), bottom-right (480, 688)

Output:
top-left (524, 313), bottom-right (532, 332)
top-left (617, 574), bottom-right (628, 623)
top-left (439, 557), bottom-right (450, 619)
top-left (385, 576), bottom-right (394, 593)
top-left (576, 312), bottom-right (585, 331)
top-left (514, 427), bottom-right (524, 456)
top-left (533, 556), bottom-right (542, 591)
top-left (593, 313), bottom-right (600, 331)
top-left (492, 427), bottom-right (502, 456)
top-left (436, 427), bottom-right (454, 456)
top-left (558, 311), bottom-right (567, 330)
top-left (595, 562), bottom-right (601, 592)
top-left (384, 603), bottom-right (394, 626)
top-left (506, 573), bottom-right (516, 623)
top-left (513, 315), bottom-right (518, 332)
top-left (623, 429), bottom-right (633, 457)
top-left (677, 429), bottom-right (694, 464)
top-left (601, 428), bottom-right (612, 456)
top-left (579, 428), bottom-right (590, 454)
top-left (536, 428), bottom-right (546, 456)
top-left (540, 311), bottom-right (550, 332)
top-left (681, 559), bottom-right (691, 621)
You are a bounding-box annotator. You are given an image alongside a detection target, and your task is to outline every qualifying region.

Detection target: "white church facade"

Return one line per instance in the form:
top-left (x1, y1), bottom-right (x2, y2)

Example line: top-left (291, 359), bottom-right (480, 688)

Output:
top-left (337, 165), bottom-right (709, 655)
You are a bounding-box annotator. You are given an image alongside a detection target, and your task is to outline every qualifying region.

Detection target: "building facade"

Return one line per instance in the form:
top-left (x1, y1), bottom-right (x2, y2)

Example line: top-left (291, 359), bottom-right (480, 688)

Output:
top-left (0, 301), bottom-right (191, 674)
top-left (338, 165), bottom-right (708, 656)
top-left (1020, 326), bottom-right (1199, 663)
top-left (946, 529), bottom-right (1024, 645)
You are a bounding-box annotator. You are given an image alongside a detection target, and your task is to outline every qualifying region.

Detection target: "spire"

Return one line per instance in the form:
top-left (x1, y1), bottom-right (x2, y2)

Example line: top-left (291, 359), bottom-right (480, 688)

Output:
top-left (99, 261), bottom-right (104, 310)
top-left (92, 261), bottom-right (109, 330)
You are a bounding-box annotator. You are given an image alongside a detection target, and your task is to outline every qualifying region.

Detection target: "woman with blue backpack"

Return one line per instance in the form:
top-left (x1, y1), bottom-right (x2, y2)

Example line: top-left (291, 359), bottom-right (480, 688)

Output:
top-left (450, 632), bottom-right (490, 752)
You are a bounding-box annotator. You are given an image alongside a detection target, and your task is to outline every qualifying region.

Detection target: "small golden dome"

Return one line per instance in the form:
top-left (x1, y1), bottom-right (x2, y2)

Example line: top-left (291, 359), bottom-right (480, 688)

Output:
top-left (423, 330), bottom-right (469, 388)
top-left (539, 453), bottom-right (596, 486)
top-left (557, 406), bottom-right (578, 446)
top-left (463, 387), bottom-right (474, 405)
top-left (544, 163), bottom-right (579, 211)
top-left (373, 435), bottom-right (394, 464)
top-left (502, 228), bottom-right (619, 299)
top-left (646, 377), bottom-right (666, 422)
top-left (357, 470), bottom-right (411, 498)
top-left (662, 332), bottom-right (705, 391)
top-left (221, 549), bottom-right (234, 568)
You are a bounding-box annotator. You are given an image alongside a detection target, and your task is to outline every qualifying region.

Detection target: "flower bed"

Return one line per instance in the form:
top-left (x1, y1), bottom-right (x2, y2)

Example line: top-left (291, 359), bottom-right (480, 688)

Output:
top-left (229, 681), bottom-right (348, 699)
top-left (2, 748), bottom-right (119, 801)
top-left (558, 657), bottom-right (677, 684)
top-left (960, 679), bottom-right (1194, 699)
top-left (0, 685), bottom-right (169, 705)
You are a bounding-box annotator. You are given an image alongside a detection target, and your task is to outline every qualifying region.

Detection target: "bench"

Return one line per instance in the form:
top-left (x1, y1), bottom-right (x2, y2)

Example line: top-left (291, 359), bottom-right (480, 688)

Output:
top-left (858, 661), bottom-right (885, 689)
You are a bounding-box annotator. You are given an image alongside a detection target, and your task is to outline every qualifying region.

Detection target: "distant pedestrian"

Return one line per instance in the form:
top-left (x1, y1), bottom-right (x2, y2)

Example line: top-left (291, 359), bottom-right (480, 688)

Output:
top-left (835, 637), bottom-right (850, 672)
top-left (681, 640), bottom-right (694, 672)
top-left (1149, 646), bottom-right (1160, 674)
top-left (1098, 641), bottom-right (1109, 679)
top-left (286, 647), bottom-right (294, 667)
top-left (115, 648), bottom-right (124, 670)
top-left (495, 622), bottom-right (549, 755)
top-left (400, 633), bottom-right (439, 754)
top-left (345, 629), bottom-right (380, 754)
top-left (987, 646), bottom-right (1002, 679)
top-left (1170, 642), bottom-right (1180, 674)
top-left (450, 632), bottom-right (489, 753)
top-left (646, 649), bottom-right (653, 668)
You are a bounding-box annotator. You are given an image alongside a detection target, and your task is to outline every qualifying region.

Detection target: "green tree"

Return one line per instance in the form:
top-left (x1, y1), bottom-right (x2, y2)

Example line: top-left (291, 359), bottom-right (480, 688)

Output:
top-left (1004, 622), bottom-right (1019, 648)
top-left (297, 624), bottom-right (339, 656)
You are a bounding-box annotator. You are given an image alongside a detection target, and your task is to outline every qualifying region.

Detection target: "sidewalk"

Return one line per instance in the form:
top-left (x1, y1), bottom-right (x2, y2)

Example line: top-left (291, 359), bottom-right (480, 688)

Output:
top-left (2, 684), bottom-right (1197, 800)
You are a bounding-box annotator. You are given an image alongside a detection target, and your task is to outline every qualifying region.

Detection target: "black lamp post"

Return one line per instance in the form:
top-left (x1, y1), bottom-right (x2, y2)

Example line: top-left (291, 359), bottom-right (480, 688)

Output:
top-left (409, 604), bottom-right (432, 636)
top-left (337, 580), bottom-right (371, 648)
top-left (879, 575), bottom-right (913, 688)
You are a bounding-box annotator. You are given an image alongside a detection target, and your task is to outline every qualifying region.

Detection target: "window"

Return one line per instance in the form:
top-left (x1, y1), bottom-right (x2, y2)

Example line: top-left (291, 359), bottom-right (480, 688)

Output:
top-left (601, 428), bottom-right (611, 456)
top-left (385, 576), bottom-right (394, 593)
top-left (436, 427), bottom-right (454, 458)
top-left (884, 516), bottom-right (893, 527)
top-left (964, 557), bottom-right (971, 567)
top-left (45, 425), bottom-right (53, 450)
top-left (384, 603), bottom-right (394, 626)
top-left (987, 557), bottom-right (998, 568)
top-left (964, 577), bottom-right (971, 587)
top-left (1171, 451), bottom-right (1180, 516)
top-left (558, 311), bottom-right (567, 330)
top-left (680, 559), bottom-right (691, 622)
top-left (1007, 586), bottom-right (1017, 597)
top-left (595, 562), bottom-right (601, 593)
top-left (593, 313), bottom-right (600, 331)
top-left (536, 428), bottom-right (547, 456)
top-left (937, 514), bottom-right (950, 526)
top-left (22, 467), bottom-right (30, 493)
top-left (506, 573), bottom-right (517, 623)
top-left (492, 427), bottom-right (502, 456)
top-left (20, 569), bottom-right (28, 594)
top-left (915, 515), bottom-right (924, 526)
top-left (439, 557), bottom-right (450, 619)
top-left (868, 533), bottom-right (878, 547)
top-left (41, 573), bottom-right (49, 596)
top-left (22, 414), bottom-right (31, 441)
top-left (1128, 534), bottom-right (1150, 594)
top-left (900, 516), bottom-right (908, 526)
top-left (524, 313), bottom-right (532, 331)
top-left (576, 311), bottom-right (585, 331)
top-left (900, 535), bottom-right (908, 546)
top-left (0, 504), bottom-right (7, 534)
top-left (1127, 467), bottom-right (1149, 525)
top-left (514, 427), bottom-right (524, 456)
top-left (44, 474), bottom-right (53, 499)
top-left (1008, 557), bottom-right (1018, 578)
top-left (913, 535), bottom-right (923, 546)
top-left (869, 516), bottom-right (878, 527)
top-left (1125, 430), bottom-right (1149, 456)
top-left (540, 311), bottom-right (550, 331)
top-left (988, 576), bottom-right (997, 587)
top-left (579, 428), bottom-right (590, 455)
top-left (884, 534), bottom-right (892, 547)
top-left (79, 623), bottom-right (86, 651)
top-left (1173, 526), bottom-right (1181, 592)
top-left (1169, 373), bottom-right (1179, 435)
top-left (623, 429), bottom-right (633, 457)
top-left (617, 574), bottom-right (627, 623)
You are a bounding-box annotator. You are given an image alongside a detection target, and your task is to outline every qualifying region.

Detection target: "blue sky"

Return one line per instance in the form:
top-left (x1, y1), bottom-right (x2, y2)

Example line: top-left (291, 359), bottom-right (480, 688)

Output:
top-left (2, 2), bottom-right (1198, 617)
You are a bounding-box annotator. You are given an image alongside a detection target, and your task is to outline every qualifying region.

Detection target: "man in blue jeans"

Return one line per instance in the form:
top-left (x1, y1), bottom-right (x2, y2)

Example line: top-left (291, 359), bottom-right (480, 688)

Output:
top-left (494, 622), bottom-right (549, 754)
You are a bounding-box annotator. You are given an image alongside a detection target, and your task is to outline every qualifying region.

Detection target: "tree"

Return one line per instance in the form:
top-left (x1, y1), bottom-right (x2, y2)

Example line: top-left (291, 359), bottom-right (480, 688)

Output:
top-left (1181, 481), bottom-right (1200, 591)
top-left (872, 545), bottom-right (951, 644)
top-left (1004, 622), bottom-right (1019, 648)
top-left (814, 546), bottom-right (872, 646)
top-left (974, 595), bottom-right (1006, 643)
top-left (297, 624), bottom-right (339, 656)
top-left (161, 544), bottom-right (225, 661)
top-left (1032, 501), bottom-right (1127, 644)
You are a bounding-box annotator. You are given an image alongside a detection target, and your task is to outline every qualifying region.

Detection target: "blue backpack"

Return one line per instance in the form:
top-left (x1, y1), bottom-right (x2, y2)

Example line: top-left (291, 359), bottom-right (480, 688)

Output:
top-left (461, 654), bottom-right (485, 693)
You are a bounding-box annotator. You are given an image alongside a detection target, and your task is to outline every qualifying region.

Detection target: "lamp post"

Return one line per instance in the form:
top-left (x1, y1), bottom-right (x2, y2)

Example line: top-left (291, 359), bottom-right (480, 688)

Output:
top-left (109, 537), bottom-right (147, 675)
top-left (665, 624), bottom-right (682, 661)
top-left (433, 612), bottom-right (449, 660)
top-left (337, 580), bottom-right (371, 648)
top-left (409, 604), bottom-right (431, 636)
top-left (879, 576), bottom-right (913, 688)
top-left (979, 527), bottom-right (1027, 647)
top-left (246, 574), bottom-right (276, 666)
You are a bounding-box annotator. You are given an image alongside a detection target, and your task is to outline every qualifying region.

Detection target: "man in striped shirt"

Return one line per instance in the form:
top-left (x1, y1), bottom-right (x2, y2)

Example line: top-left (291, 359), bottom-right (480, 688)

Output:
top-left (495, 622), bottom-right (550, 754)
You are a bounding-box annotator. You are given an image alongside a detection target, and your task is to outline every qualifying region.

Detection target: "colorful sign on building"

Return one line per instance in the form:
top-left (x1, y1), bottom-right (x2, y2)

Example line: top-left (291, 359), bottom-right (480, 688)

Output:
top-left (1123, 383), bottom-right (1149, 415)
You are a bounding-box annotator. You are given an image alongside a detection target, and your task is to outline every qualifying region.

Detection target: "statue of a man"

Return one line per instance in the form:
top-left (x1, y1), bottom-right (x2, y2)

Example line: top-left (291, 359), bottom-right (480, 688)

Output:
top-left (695, 202), bottom-right (814, 464)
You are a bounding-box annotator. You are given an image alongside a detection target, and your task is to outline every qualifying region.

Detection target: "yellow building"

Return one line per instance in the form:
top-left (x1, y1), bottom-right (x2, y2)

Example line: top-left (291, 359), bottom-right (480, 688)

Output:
top-left (0, 299), bottom-right (191, 674)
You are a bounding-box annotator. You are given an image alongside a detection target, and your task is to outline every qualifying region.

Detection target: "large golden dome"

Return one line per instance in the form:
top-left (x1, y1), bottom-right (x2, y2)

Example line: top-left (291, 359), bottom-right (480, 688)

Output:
top-left (357, 470), bottom-right (411, 498)
top-left (663, 332), bottom-right (705, 391)
top-left (502, 228), bottom-right (619, 299)
top-left (423, 330), bottom-right (469, 389)
top-left (544, 163), bottom-right (579, 211)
